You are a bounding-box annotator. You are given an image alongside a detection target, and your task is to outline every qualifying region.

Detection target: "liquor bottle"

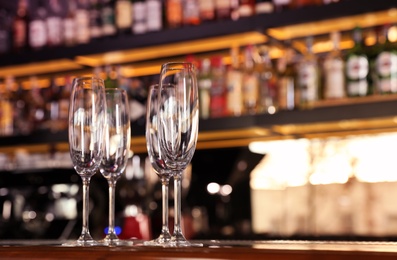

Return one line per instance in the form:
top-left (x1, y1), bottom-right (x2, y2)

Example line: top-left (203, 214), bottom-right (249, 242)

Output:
top-left (215, 0), bottom-right (232, 20)
top-left (198, 0), bottom-right (215, 22)
top-left (58, 75), bottom-right (72, 126)
top-left (257, 45), bottom-right (278, 114)
top-left (238, 0), bottom-right (255, 18)
top-left (146, 0), bottom-right (163, 32)
top-left (104, 65), bottom-right (119, 88)
top-left (63, 0), bottom-right (77, 46)
top-left (345, 27), bottom-right (371, 97)
top-left (101, 0), bottom-right (117, 37)
top-left (290, 0), bottom-right (322, 8)
top-left (75, 0), bottom-right (91, 44)
top-left (242, 45), bottom-right (259, 114)
top-left (323, 31), bottom-right (345, 99)
top-left (272, 0), bottom-right (291, 12)
top-left (46, 0), bottom-right (63, 47)
top-left (198, 58), bottom-right (212, 119)
top-left (297, 36), bottom-right (320, 109)
top-left (27, 76), bottom-right (46, 130)
top-left (210, 56), bottom-right (227, 118)
top-left (166, 0), bottom-right (182, 28)
top-left (0, 76), bottom-right (14, 136)
top-left (29, 0), bottom-right (48, 50)
top-left (13, 81), bottom-right (32, 135)
top-left (0, 9), bottom-right (10, 55)
top-left (374, 24), bottom-right (397, 94)
top-left (89, 0), bottom-right (103, 40)
top-left (44, 77), bottom-right (61, 131)
top-left (183, 0), bottom-right (201, 26)
top-left (255, 0), bottom-right (274, 14)
top-left (226, 46), bottom-right (243, 116)
top-left (12, 0), bottom-right (29, 52)
top-left (132, 0), bottom-right (147, 34)
top-left (277, 46), bottom-right (296, 111)
top-left (115, 0), bottom-right (133, 34)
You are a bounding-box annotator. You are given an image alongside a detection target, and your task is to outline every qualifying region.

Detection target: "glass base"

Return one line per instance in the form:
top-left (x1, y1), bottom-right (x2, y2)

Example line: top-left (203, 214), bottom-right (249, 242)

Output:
top-left (169, 234), bottom-right (203, 247)
top-left (62, 233), bottom-right (102, 247)
top-left (98, 233), bottom-right (133, 246)
top-left (144, 232), bottom-right (172, 247)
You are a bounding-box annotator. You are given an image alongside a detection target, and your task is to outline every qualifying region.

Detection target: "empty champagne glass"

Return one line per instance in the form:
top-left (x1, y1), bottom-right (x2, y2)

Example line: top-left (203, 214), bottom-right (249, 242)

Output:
top-left (144, 84), bottom-right (173, 247)
top-left (64, 77), bottom-right (106, 246)
top-left (99, 88), bottom-right (132, 246)
top-left (157, 62), bottom-right (202, 247)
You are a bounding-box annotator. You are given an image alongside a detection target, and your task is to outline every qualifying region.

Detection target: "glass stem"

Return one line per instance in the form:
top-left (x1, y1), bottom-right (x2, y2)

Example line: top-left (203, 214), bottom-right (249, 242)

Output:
top-left (81, 176), bottom-right (92, 238)
top-left (108, 179), bottom-right (117, 236)
top-left (173, 173), bottom-right (184, 238)
top-left (161, 176), bottom-right (170, 235)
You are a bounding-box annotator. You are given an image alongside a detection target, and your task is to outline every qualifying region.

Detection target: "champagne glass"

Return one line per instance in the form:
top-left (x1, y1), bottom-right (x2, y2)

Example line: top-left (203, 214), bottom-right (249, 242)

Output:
top-left (144, 84), bottom-right (173, 247)
top-left (64, 77), bottom-right (106, 246)
top-left (157, 62), bottom-right (202, 247)
top-left (99, 88), bottom-right (132, 246)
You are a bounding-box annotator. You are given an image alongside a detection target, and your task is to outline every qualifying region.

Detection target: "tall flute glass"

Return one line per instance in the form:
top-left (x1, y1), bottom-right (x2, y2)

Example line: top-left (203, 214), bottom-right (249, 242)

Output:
top-left (158, 62), bottom-right (202, 247)
top-left (64, 77), bottom-right (106, 246)
top-left (144, 84), bottom-right (173, 247)
top-left (99, 88), bottom-right (132, 246)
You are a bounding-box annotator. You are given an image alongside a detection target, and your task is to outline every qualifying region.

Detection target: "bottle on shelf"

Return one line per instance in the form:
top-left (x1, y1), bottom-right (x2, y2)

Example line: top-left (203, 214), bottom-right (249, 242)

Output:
top-left (255, 0), bottom-right (274, 14)
top-left (242, 44), bottom-right (259, 114)
top-left (132, 0), bottom-right (148, 34)
top-left (238, 0), bottom-right (255, 18)
top-left (27, 76), bottom-right (46, 131)
top-left (59, 75), bottom-right (72, 125)
top-left (12, 0), bottom-right (29, 52)
top-left (323, 31), bottom-right (345, 100)
top-left (198, 0), bottom-right (215, 23)
top-left (29, 0), bottom-right (48, 50)
top-left (89, 0), bottom-right (103, 40)
top-left (373, 24), bottom-right (397, 94)
top-left (63, 0), bottom-right (77, 47)
top-left (166, 0), bottom-right (183, 28)
top-left (104, 64), bottom-right (119, 88)
top-left (272, 0), bottom-right (292, 12)
top-left (183, 0), bottom-right (201, 26)
top-left (101, 0), bottom-right (117, 37)
top-left (75, 0), bottom-right (91, 44)
top-left (46, 0), bottom-right (63, 47)
top-left (115, 0), bottom-right (133, 34)
top-left (210, 56), bottom-right (227, 118)
top-left (214, 0), bottom-right (232, 20)
top-left (0, 76), bottom-right (14, 136)
top-left (198, 58), bottom-right (212, 119)
top-left (13, 81), bottom-right (32, 135)
top-left (226, 46), bottom-right (243, 117)
top-left (290, 0), bottom-right (322, 9)
top-left (345, 26), bottom-right (371, 97)
top-left (146, 0), bottom-right (163, 32)
top-left (43, 77), bottom-right (61, 132)
top-left (297, 35), bottom-right (320, 109)
top-left (277, 45), bottom-right (296, 111)
top-left (256, 45), bottom-right (278, 114)
top-left (0, 8), bottom-right (10, 55)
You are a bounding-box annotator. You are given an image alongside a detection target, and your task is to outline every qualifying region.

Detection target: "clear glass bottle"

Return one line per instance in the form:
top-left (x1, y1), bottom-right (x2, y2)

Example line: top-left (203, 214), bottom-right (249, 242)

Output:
top-left (75, 0), bottom-right (91, 44)
top-left (297, 36), bottom-right (320, 109)
top-left (46, 0), bottom-right (63, 47)
top-left (323, 31), bottom-right (345, 99)
top-left (345, 27), bottom-right (371, 97)
top-left (132, 0), bottom-right (147, 34)
top-left (183, 0), bottom-right (201, 26)
top-left (63, 0), bottom-right (77, 46)
top-left (242, 45), bottom-right (259, 114)
top-left (277, 46), bottom-right (296, 111)
top-left (257, 45), bottom-right (278, 114)
top-left (226, 46), bottom-right (243, 116)
top-left (146, 0), bottom-right (163, 32)
top-left (29, 0), bottom-right (48, 50)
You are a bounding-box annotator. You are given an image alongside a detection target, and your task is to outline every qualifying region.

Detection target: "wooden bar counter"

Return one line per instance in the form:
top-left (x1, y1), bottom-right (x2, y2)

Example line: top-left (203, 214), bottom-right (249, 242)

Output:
top-left (1, 240), bottom-right (397, 259)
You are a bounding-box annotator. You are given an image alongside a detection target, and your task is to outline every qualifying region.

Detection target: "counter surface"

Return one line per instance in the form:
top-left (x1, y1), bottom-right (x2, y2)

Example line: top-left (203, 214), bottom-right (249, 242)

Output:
top-left (1, 240), bottom-right (397, 259)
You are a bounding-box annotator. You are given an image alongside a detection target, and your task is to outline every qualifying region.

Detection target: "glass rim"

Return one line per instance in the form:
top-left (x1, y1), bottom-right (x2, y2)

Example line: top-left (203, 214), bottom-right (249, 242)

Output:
top-left (73, 76), bottom-right (105, 83)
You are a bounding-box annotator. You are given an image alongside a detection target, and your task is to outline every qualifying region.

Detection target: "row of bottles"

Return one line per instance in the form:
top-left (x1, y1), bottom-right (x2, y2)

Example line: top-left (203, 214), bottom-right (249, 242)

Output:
top-left (0, 66), bottom-right (152, 137)
top-left (196, 24), bottom-right (397, 119)
top-left (0, 0), bottom-right (346, 54)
